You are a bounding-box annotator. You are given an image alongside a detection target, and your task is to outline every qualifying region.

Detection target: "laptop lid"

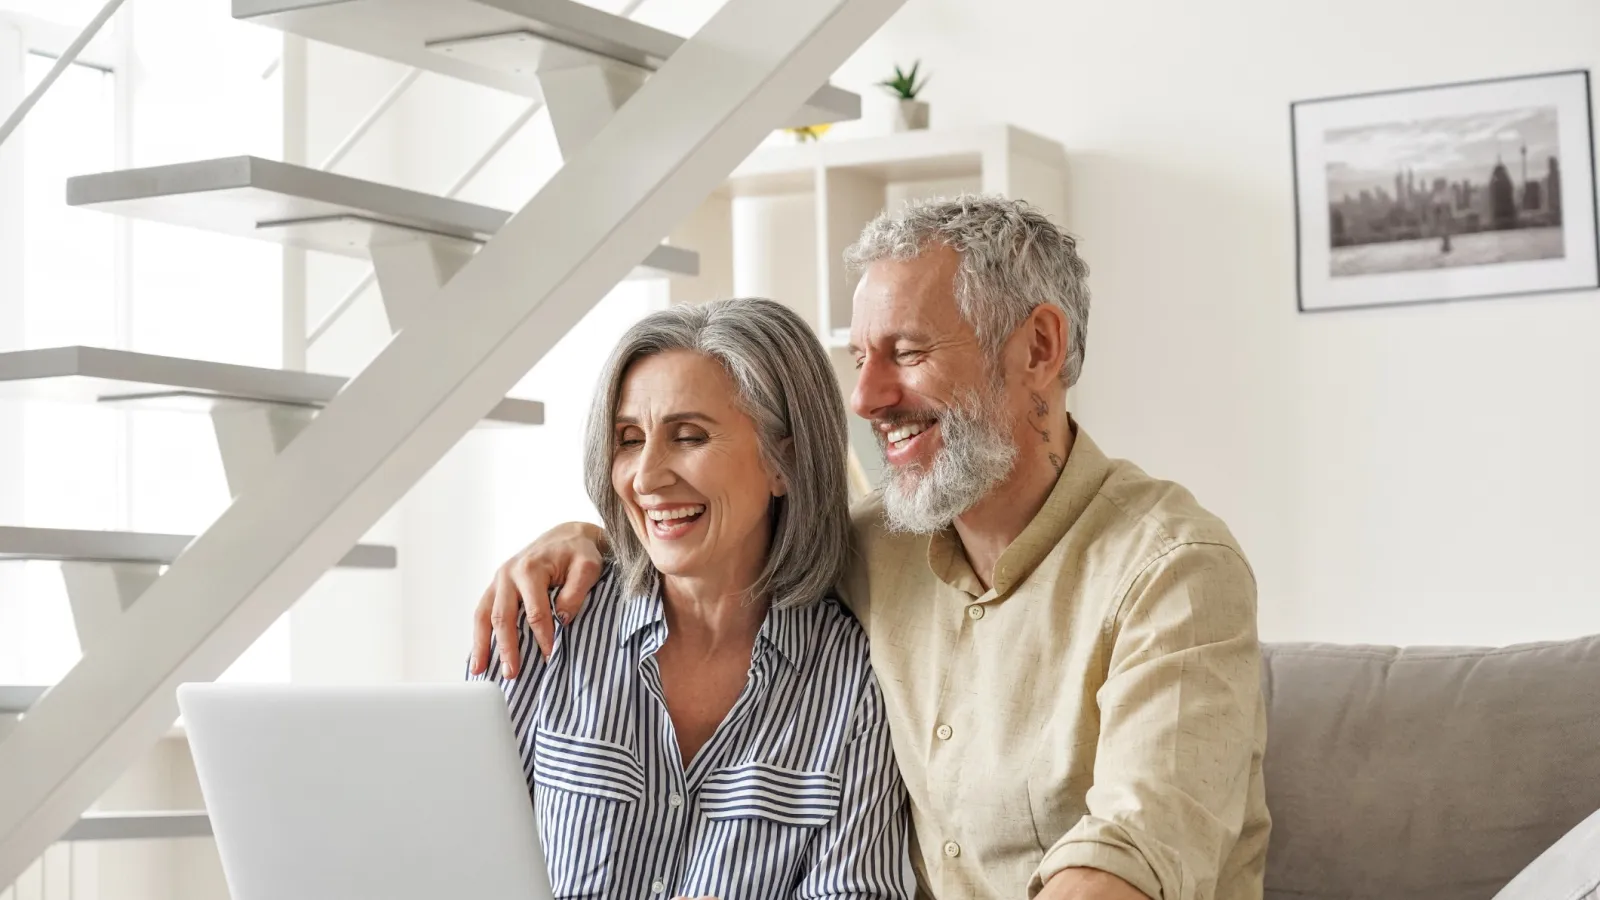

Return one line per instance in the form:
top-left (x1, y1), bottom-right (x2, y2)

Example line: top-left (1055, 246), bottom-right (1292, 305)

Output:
top-left (177, 682), bottom-right (552, 900)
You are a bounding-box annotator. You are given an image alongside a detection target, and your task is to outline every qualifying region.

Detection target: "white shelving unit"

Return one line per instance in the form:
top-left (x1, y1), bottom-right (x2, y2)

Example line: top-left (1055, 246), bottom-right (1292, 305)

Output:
top-left (669, 124), bottom-right (1069, 492)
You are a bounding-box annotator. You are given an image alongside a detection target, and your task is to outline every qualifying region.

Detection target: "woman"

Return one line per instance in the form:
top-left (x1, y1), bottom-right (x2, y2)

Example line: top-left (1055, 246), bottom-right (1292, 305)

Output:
top-left (471, 298), bottom-right (914, 900)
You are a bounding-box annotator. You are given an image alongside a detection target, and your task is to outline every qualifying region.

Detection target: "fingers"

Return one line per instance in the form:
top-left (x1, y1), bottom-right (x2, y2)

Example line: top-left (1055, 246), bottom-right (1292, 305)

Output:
top-left (551, 553), bottom-right (603, 628)
top-left (509, 560), bottom-right (555, 662)
top-left (489, 568), bottom-right (524, 679)
top-left (469, 581), bottom-right (495, 676)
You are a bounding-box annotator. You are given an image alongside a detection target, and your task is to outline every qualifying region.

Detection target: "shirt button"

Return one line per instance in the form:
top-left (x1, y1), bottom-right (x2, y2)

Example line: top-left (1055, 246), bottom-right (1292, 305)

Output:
top-left (967, 604), bottom-right (985, 620)
top-left (651, 880), bottom-right (666, 894)
top-left (943, 840), bottom-right (961, 858)
top-left (668, 792), bottom-right (684, 809)
top-left (935, 724), bottom-right (953, 740)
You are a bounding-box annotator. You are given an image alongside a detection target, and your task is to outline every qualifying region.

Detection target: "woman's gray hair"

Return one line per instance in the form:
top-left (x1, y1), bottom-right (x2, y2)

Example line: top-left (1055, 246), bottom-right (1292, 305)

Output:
top-left (845, 194), bottom-right (1092, 388)
top-left (582, 298), bottom-right (851, 610)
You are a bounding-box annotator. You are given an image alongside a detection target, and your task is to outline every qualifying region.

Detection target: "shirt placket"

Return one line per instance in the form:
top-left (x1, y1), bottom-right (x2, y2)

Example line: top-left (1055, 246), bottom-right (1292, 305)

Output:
top-left (638, 636), bottom-right (773, 898)
top-left (926, 585), bottom-right (995, 894)
top-left (636, 629), bottom-right (694, 899)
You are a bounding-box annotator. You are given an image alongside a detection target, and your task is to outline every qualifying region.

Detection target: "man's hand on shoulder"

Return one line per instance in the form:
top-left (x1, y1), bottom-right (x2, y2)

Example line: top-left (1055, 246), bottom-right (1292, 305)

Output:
top-left (1035, 867), bottom-right (1150, 900)
top-left (467, 521), bottom-right (608, 678)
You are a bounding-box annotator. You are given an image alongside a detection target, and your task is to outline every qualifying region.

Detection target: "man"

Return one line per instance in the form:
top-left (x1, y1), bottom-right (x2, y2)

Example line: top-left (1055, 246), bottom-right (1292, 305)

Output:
top-left (470, 196), bottom-right (1270, 900)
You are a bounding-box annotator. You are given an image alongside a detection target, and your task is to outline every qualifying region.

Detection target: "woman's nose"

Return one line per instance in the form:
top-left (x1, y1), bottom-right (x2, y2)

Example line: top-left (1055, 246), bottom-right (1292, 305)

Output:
top-left (632, 437), bottom-right (675, 495)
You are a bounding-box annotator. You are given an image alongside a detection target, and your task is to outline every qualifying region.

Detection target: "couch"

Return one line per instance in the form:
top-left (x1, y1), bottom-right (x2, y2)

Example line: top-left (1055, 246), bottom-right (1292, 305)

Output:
top-left (1260, 633), bottom-right (1600, 900)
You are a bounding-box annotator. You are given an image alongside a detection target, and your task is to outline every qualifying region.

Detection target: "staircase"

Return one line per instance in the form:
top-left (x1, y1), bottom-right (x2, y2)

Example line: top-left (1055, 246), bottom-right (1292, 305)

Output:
top-left (0, 0), bottom-right (904, 886)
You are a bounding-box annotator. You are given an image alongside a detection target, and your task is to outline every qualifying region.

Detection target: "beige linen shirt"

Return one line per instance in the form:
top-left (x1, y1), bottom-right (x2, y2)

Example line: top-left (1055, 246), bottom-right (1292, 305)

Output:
top-left (841, 426), bottom-right (1269, 900)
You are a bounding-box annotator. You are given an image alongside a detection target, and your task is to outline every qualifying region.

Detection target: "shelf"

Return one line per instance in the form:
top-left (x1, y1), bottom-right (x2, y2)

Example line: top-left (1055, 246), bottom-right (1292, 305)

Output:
top-left (234, 0), bottom-right (859, 129)
top-left (0, 346), bottom-right (545, 426)
top-left (66, 156), bottom-right (697, 279)
top-left (62, 811), bottom-right (212, 842)
top-left (0, 526), bottom-right (396, 569)
top-left (727, 124), bottom-right (1067, 197)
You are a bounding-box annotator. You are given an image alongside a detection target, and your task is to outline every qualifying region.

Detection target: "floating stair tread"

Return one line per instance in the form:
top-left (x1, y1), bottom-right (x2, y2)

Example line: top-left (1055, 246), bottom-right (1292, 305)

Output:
top-left (0, 526), bottom-right (396, 569)
top-left (234, 0), bottom-right (858, 128)
top-left (66, 156), bottom-right (697, 278)
top-left (0, 346), bottom-right (544, 425)
top-left (0, 686), bottom-right (45, 714)
top-left (64, 811), bottom-right (212, 842)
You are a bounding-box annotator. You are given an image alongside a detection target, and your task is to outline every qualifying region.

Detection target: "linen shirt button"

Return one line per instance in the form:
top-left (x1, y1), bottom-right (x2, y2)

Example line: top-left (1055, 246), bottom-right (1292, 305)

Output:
top-left (668, 792), bottom-right (684, 809)
top-left (967, 604), bottom-right (985, 620)
top-left (935, 724), bottom-right (953, 740)
top-left (651, 880), bottom-right (666, 894)
top-left (943, 840), bottom-right (961, 858)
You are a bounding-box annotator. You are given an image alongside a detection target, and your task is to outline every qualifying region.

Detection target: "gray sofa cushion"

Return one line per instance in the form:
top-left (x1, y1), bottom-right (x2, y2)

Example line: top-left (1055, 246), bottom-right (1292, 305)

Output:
top-left (1261, 634), bottom-right (1600, 900)
top-left (1492, 806), bottom-right (1600, 900)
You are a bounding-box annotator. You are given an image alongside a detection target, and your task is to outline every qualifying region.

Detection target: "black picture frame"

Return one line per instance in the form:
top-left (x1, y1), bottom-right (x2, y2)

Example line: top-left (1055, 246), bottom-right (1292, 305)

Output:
top-left (1291, 69), bottom-right (1598, 313)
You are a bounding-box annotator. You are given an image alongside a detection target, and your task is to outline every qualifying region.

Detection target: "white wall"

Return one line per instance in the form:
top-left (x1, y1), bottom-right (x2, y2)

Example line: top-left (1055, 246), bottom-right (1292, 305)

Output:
top-left (633, 0), bottom-right (1600, 647)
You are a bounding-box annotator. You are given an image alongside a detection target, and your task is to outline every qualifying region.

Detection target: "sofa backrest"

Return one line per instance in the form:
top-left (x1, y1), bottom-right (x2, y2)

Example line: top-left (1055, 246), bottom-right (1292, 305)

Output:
top-left (1261, 634), bottom-right (1600, 900)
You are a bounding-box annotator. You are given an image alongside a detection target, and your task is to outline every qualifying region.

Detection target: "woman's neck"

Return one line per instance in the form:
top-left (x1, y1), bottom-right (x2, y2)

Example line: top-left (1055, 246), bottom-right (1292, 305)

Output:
top-left (660, 566), bottom-right (769, 651)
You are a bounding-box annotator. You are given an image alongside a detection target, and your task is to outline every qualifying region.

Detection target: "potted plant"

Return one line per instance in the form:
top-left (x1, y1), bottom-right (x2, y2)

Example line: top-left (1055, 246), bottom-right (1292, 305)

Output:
top-left (879, 61), bottom-right (930, 132)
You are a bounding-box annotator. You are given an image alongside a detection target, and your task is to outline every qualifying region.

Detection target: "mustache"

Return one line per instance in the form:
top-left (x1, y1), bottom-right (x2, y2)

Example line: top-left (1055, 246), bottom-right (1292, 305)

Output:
top-left (871, 406), bottom-right (943, 431)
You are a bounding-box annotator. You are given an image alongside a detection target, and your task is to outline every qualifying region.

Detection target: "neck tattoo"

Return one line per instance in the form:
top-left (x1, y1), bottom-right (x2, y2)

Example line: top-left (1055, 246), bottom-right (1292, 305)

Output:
top-left (1029, 391), bottom-right (1064, 474)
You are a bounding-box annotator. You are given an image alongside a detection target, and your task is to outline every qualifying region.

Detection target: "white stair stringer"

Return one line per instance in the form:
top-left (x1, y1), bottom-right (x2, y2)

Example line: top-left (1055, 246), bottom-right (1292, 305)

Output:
top-left (0, 0), bottom-right (906, 881)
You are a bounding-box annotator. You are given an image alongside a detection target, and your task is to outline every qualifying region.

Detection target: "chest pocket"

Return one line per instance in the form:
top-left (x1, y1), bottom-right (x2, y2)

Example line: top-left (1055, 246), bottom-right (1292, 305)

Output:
top-left (532, 728), bottom-right (644, 900)
top-left (683, 764), bottom-right (843, 900)
top-left (700, 762), bottom-right (842, 825)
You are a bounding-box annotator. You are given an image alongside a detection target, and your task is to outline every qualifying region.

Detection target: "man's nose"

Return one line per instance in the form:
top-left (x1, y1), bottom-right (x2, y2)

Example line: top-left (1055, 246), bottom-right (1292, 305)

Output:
top-left (851, 355), bottom-right (901, 421)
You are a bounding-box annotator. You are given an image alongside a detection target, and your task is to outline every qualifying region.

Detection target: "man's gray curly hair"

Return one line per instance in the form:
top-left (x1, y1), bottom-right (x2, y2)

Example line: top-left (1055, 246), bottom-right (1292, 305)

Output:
top-left (845, 195), bottom-right (1091, 388)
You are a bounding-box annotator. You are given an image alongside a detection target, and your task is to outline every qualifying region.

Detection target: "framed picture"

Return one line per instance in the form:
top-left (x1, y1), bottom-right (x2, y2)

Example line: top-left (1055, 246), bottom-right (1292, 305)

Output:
top-left (1292, 69), bottom-right (1598, 313)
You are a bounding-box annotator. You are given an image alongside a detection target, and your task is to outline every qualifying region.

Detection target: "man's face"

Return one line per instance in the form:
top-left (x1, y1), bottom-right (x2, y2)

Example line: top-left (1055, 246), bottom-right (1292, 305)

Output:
top-left (848, 246), bottom-right (1019, 533)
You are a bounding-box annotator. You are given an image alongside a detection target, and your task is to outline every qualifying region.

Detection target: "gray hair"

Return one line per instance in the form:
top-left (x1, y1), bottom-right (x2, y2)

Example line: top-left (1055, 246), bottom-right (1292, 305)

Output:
top-left (845, 194), bottom-right (1092, 388)
top-left (582, 298), bottom-right (851, 610)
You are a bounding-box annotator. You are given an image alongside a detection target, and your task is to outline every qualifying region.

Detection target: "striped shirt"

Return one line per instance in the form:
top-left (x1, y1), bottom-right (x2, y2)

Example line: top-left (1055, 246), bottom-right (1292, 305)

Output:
top-left (469, 563), bottom-right (915, 900)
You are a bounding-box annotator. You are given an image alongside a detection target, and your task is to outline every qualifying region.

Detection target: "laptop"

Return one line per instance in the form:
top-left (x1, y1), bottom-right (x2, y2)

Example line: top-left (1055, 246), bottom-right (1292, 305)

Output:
top-left (177, 682), bottom-right (554, 900)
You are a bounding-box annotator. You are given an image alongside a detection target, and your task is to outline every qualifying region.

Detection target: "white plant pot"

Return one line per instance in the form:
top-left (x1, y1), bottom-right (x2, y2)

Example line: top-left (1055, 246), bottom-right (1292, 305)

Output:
top-left (891, 98), bottom-right (929, 132)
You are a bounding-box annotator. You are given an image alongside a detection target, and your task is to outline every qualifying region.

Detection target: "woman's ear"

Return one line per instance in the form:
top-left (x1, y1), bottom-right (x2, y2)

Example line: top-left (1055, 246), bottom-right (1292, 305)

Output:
top-left (770, 436), bottom-right (793, 497)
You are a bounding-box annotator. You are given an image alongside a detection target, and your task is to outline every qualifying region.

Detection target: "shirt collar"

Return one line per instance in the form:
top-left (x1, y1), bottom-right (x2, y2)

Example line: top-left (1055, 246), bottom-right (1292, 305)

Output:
top-left (926, 418), bottom-right (1113, 598)
top-left (617, 584), bottom-right (665, 651)
top-left (756, 601), bottom-right (810, 670)
top-left (615, 577), bottom-right (812, 670)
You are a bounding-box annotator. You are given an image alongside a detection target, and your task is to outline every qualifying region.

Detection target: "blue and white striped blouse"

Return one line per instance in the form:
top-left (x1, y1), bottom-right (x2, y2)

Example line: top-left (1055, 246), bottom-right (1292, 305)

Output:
top-left (470, 563), bottom-right (915, 900)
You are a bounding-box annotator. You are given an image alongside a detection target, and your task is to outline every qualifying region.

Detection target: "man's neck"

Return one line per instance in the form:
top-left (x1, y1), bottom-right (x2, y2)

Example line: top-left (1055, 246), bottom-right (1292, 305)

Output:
top-left (951, 404), bottom-right (1074, 590)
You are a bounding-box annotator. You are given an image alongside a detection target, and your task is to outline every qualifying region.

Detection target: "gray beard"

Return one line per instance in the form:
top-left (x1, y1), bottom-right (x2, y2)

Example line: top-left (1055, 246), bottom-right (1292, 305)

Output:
top-left (878, 382), bottom-right (1017, 535)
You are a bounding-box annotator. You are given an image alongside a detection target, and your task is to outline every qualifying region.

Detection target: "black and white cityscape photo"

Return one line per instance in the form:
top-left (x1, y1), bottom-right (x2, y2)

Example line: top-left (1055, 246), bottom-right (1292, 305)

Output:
top-left (1293, 70), bottom-right (1597, 311)
top-left (1325, 107), bottom-right (1564, 276)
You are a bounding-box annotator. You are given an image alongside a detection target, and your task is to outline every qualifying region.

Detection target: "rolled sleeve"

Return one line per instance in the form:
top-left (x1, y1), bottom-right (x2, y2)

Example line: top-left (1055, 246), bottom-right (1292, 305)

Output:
top-left (1029, 542), bottom-right (1262, 900)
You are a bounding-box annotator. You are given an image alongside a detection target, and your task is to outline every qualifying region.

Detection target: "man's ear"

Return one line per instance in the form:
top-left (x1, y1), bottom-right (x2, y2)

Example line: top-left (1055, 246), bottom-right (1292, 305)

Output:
top-left (1019, 303), bottom-right (1070, 389)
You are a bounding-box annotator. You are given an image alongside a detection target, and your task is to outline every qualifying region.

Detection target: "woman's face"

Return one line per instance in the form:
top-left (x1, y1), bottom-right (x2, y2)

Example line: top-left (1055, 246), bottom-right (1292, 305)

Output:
top-left (611, 350), bottom-right (785, 585)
